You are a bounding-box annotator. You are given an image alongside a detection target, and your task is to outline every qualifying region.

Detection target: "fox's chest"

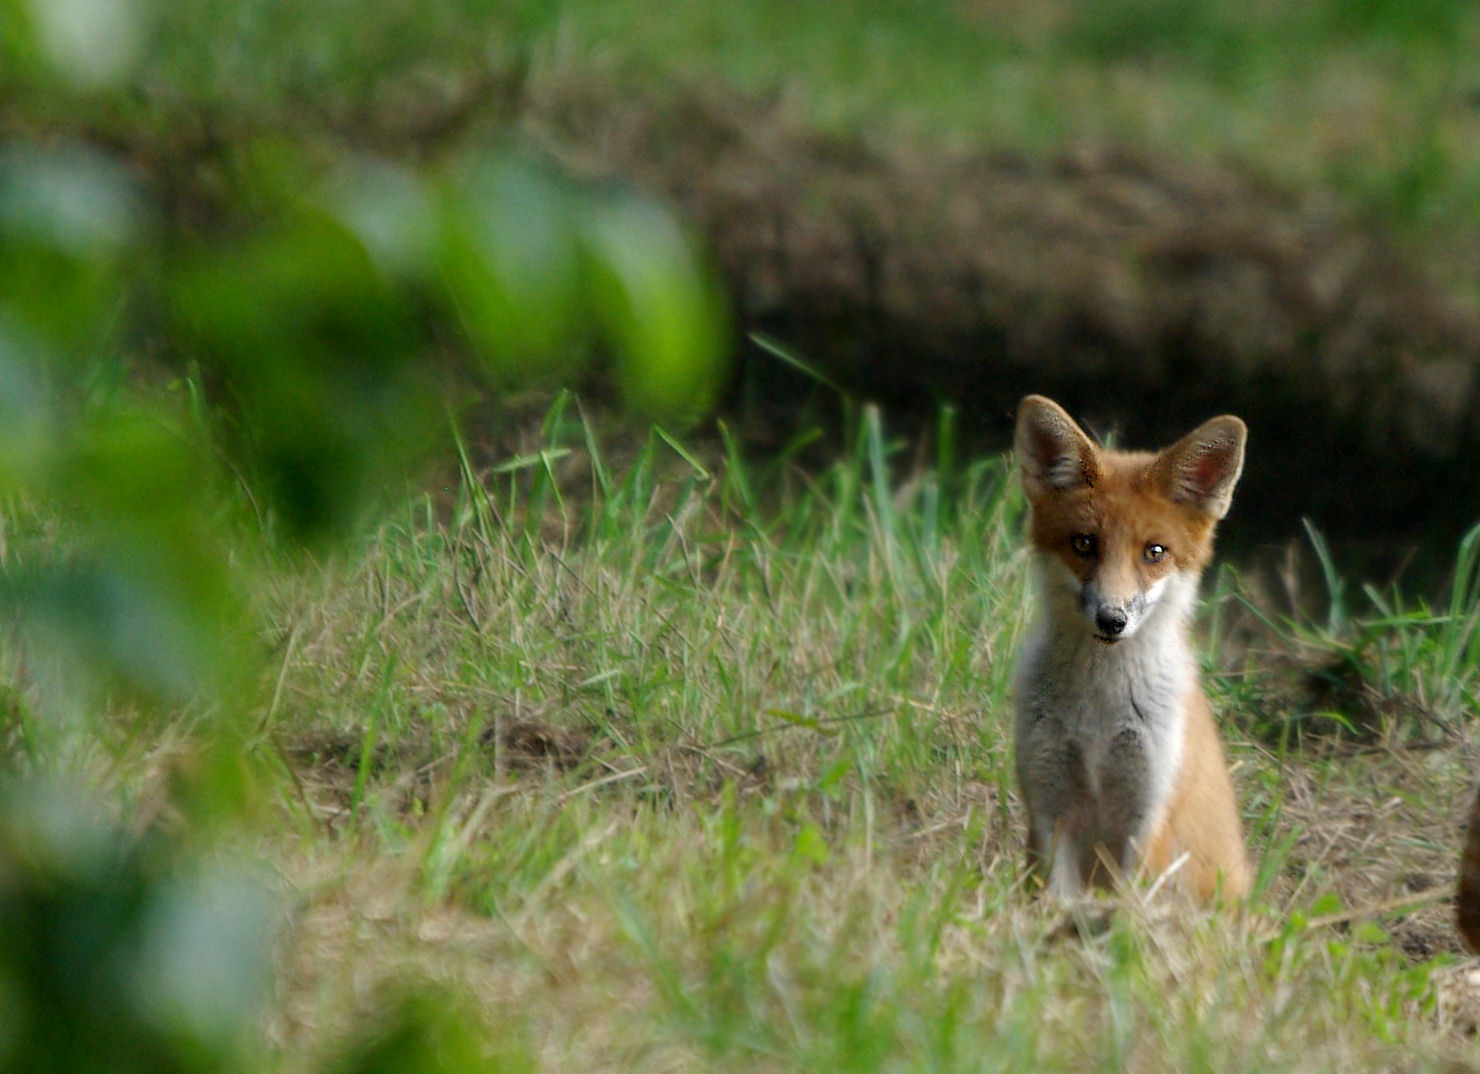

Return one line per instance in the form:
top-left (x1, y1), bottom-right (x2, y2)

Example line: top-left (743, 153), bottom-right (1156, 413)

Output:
top-left (1014, 633), bottom-right (1191, 795)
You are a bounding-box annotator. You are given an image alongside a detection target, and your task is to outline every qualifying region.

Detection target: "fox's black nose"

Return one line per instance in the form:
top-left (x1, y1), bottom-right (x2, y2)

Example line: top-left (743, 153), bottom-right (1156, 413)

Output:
top-left (1095, 607), bottom-right (1128, 636)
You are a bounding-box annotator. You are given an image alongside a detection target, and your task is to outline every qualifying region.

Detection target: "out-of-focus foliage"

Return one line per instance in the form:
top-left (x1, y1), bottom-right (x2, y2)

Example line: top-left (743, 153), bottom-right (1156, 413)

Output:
top-left (327, 988), bottom-right (535, 1074)
top-left (435, 157), bottom-right (728, 419)
top-left (1, 0), bottom-right (148, 91)
top-left (0, 780), bottom-right (277, 1074)
top-left (0, 2), bottom-right (729, 1071)
top-left (0, 0), bottom-right (729, 715)
top-left (584, 196), bottom-right (730, 420)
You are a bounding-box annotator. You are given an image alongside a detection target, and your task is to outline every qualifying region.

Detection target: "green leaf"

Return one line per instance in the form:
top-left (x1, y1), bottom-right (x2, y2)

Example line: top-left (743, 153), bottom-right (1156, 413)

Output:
top-left (582, 194), bottom-right (730, 422)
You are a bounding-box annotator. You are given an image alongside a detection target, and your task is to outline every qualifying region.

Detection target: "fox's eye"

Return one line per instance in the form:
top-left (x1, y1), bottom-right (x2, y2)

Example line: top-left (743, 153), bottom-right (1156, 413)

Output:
top-left (1144, 543), bottom-right (1166, 563)
top-left (1070, 533), bottom-right (1097, 557)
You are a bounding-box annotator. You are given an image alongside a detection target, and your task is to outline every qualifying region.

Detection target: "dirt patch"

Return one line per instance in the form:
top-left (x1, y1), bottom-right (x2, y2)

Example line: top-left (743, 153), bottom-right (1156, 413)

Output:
top-left (489, 718), bottom-right (592, 772)
top-left (525, 83), bottom-right (1480, 553)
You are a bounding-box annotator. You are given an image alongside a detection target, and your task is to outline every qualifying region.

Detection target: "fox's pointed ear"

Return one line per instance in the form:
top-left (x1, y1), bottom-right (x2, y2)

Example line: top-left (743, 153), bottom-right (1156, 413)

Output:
top-left (1015, 395), bottom-right (1101, 495)
top-left (1154, 415), bottom-right (1246, 519)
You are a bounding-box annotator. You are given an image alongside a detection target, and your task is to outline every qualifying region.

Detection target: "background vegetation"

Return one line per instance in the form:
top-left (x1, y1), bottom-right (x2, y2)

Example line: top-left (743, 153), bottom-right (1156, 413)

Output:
top-left (4, 1), bottom-right (1480, 1071)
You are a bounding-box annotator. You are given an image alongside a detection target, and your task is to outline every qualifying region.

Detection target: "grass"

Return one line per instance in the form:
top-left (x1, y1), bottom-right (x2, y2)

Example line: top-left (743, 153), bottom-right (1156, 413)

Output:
top-left (8, 399), bottom-right (1463, 1071)
top-left (11, 1), bottom-right (1480, 284)
top-left (526, 0), bottom-right (1480, 253)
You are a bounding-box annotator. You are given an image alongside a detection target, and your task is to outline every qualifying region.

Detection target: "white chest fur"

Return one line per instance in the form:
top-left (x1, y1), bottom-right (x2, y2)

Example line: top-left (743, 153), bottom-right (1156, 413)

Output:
top-left (1014, 560), bottom-right (1199, 889)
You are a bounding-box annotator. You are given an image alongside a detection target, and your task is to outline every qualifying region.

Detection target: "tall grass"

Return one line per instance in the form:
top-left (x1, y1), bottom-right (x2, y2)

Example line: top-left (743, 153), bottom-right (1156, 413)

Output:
top-left (227, 405), bottom-right (1480, 1071)
top-left (6, 398), bottom-right (1479, 1069)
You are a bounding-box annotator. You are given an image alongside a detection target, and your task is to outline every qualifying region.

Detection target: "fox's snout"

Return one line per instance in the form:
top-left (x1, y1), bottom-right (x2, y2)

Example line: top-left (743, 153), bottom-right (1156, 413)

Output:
top-left (1080, 582), bottom-right (1146, 642)
top-left (1094, 604), bottom-right (1128, 639)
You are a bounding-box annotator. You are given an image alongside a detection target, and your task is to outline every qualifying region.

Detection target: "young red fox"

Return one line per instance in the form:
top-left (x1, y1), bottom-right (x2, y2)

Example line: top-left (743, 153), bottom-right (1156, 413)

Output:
top-left (1013, 395), bottom-right (1250, 902)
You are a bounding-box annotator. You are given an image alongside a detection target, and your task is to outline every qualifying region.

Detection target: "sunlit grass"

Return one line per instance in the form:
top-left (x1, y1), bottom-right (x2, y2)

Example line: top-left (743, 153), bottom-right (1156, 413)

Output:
top-left (236, 402), bottom-right (1480, 1071)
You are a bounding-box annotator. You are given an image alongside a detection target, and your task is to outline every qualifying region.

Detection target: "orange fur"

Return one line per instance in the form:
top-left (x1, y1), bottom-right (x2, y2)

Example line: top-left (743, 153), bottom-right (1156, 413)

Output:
top-left (1141, 690), bottom-right (1250, 900)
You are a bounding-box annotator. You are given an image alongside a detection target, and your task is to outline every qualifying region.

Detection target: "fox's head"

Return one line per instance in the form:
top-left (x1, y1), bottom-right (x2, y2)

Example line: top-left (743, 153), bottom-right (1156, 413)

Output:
top-left (1014, 395), bottom-right (1246, 644)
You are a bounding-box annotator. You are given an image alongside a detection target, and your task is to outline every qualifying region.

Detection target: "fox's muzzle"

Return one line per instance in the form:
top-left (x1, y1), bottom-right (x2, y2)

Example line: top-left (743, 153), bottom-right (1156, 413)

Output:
top-left (1082, 585), bottom-right (1145, 641)
top-left (1095, 606), bottom-right (1129, 638)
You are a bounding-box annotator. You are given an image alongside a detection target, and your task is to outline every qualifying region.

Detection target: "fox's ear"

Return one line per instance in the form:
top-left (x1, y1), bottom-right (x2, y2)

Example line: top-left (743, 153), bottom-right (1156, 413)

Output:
top-left (1154, 415), bottom-right (1246, 519)
top-left (1015, 395), bottom-right (1101, 494)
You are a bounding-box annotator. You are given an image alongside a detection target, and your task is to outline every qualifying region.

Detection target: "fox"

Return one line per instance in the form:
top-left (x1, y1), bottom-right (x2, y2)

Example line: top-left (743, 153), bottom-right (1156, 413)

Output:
top-left (1013, 394), bottom-right (1250, 903)
top-left (1458, 785), bottom-right (1480, 950)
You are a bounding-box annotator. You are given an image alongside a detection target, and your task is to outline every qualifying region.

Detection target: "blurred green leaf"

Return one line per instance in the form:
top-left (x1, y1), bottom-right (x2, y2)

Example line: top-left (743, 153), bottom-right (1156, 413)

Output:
top-left (135, 863), bottom-right (278, 1051)
top-left (329, 986), bottom-right (533, 1074)
top-left (169, 206), bottom-right (432, 546)
top-left (438, 158), bottom-right (588, 381)
top-left (0, 780), bottom-right (277, 1074)
top-left (1, 403), bottom-right (253, 708)
top-left (0, 319), bottom-right (54, 488)
top-left (328, 160), bottom-right (440, 283)
top-left (582, 195), bottom-right (730, 422)
top-left (0, 0), bottom-right (42, 80)
top-left (19, 0), bottom-right (147, 88)
top-left (0, 144), bottom-right (147, 354)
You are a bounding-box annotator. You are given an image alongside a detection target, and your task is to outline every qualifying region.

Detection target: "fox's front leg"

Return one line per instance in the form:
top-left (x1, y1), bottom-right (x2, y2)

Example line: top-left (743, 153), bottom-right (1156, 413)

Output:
top-left (1045, 819), bottom-right (1086, 898)
top-left (1019, 719), bottom-right (1093, 898)
top-left (1026, 810), bottom-right (1087, 898)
